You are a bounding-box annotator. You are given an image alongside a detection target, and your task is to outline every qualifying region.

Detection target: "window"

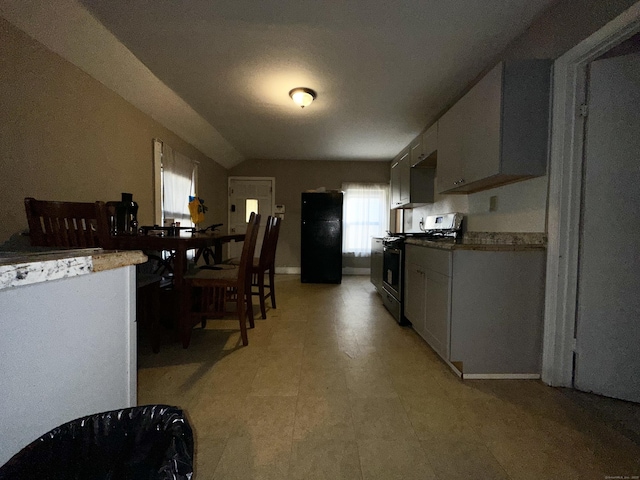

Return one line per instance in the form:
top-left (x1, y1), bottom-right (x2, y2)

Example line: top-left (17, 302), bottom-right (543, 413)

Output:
top-left (342, 183), bottom-right (390, 257)
top-left (158, 142), bottom-right (198, 227)
top-left (245, 199), bottom-right (259, 222)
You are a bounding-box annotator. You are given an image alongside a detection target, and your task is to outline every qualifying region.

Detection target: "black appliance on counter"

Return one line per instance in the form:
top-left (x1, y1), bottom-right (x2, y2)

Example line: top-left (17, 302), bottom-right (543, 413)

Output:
top-left (301, 191), bottom-right (343, 284)
top-left (381, 213), bottom-right (463, 324)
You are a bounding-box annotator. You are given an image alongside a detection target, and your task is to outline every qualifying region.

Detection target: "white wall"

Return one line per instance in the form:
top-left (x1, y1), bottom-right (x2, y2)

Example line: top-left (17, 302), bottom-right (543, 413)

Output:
top-left (0, 267), bottom-right (136, 464)
top-left (404, 175), bottom-right (547, 233)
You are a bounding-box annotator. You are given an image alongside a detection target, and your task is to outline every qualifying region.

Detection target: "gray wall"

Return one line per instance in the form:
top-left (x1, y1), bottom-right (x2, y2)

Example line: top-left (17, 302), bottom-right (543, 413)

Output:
top-left (229, 159), bottom-right (389, 269)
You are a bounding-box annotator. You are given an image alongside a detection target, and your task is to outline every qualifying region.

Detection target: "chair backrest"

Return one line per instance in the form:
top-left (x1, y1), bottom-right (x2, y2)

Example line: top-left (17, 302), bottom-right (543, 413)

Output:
top-left (24, 197), bottom-right (112, 248)
top-left (237, 212), bottom-right (261, 286)
top-left (258, 216), bottom-right (281, 269)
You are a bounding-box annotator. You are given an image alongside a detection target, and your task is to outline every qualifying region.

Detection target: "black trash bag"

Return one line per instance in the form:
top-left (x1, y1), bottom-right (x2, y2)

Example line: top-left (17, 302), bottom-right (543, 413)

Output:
top-left (0, 405), bottom-right (194, 480)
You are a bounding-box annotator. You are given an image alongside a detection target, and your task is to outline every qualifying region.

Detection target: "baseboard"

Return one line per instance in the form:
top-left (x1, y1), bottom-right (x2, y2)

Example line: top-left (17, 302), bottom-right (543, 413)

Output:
top-left (275, 267), bottom-right (301, 274)
top-left (342, 268), bottom-right (370, 275)
top-left (462, 373), bottom-right (541, 380)
top-left (275, 267), bottom-right (371, 276)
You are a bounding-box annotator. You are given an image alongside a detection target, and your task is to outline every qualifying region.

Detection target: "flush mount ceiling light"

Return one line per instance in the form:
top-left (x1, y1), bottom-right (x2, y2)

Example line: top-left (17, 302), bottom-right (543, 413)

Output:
top-left (289, 87), bottom-right (317, 108)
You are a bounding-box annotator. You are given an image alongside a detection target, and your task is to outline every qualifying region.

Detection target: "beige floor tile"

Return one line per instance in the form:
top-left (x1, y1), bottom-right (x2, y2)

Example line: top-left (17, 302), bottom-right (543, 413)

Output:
top-left (400, 395), bottom-right (484, 443)
top-left (187, 394), bottom-right (247, 439)
top-left (194, 435), bottom-right (227, 479)
top-left (293, 394), bottom-right (356, 441)
top-left (269, 323), bottom-right (308, 348)
top-left (302, 346), bottom-right (352, 371)
top-left (350, 397), bottom-right (417, 441)
top-left (195, 361), bottom-right (260, 395)
top-left (304, 328), bottom-right (341, 348)
top-left (299, 365), bottom-right (349, 395)
top-left (465, 397), bottom-right (538, 442)
top-left (250, 361), bottom-right (301, 396)
top-left (357, 438), bottom-right (437, 480)
top-left (389, 370), bottom-right (450, 398)
top-left (485, 430), bottom-right (586, 480)
top-left (289, 438), bottom-right (362, 480)
top-left (421, 439), bottom-right (510, 480)
top-left (212, 434), bottom-right (292, 480)
top-left (345, 368), bottom-right (398, 398)
top-left (236, 396), bottom-right (297, 438)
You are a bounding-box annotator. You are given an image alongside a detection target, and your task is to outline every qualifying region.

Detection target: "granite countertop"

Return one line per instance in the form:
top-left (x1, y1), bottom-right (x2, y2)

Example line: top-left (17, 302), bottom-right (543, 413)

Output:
top-left (0, 249), bottom-right (147, 291)
top-left (405, 232), bottom-right (547, 251)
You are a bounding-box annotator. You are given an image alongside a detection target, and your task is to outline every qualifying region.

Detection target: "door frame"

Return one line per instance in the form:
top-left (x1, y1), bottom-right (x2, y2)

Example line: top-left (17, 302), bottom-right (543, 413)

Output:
top-left (542, 3), bottom-right (640, 387)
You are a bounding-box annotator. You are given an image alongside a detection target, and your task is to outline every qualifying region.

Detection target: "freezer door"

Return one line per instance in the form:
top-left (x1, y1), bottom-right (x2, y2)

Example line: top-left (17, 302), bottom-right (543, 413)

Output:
top-left (301, 192), bottom-right (343, 222)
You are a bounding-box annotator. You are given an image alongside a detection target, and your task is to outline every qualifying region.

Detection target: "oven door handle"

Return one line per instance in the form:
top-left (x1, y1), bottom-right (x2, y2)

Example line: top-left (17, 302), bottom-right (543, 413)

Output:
top-left (383, 247), bottom-right (401, 255)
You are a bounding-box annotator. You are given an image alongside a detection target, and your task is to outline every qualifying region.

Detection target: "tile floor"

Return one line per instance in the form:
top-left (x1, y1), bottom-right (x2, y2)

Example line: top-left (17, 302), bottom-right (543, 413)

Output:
top-left (138, 275), bottom-right (640, 479)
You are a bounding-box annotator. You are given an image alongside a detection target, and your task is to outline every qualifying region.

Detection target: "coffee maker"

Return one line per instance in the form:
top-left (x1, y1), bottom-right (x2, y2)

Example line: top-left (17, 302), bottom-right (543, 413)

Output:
top-left (111, 192), bottom-right (139, 235)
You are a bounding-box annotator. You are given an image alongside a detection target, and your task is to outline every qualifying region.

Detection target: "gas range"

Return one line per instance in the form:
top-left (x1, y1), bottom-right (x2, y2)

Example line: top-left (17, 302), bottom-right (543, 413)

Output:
top-left (383, 213), bottom-right (464, 247)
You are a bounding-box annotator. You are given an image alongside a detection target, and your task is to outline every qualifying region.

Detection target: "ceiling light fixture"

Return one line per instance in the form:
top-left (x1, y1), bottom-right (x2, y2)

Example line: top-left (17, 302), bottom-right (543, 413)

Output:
top-left (289, 87), bottom-right (317, 108)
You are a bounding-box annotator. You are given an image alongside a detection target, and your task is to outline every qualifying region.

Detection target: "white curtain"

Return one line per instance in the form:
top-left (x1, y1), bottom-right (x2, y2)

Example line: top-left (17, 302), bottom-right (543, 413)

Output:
top-left (342, 183), bottom-right (390, 257)
top-left (162, 143), bottom-right (196, 227)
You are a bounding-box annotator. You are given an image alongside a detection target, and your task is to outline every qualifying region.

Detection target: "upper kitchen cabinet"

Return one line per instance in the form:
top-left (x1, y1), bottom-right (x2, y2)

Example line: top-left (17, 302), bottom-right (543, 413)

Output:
top-left (418, 122), bottom-right (438, 168)
top-left (437, 60), bottom-right (551, 194)
top-left (390, 148), bottom-right (408, 208)
top-left (390, 141), bottom-right (435, 210)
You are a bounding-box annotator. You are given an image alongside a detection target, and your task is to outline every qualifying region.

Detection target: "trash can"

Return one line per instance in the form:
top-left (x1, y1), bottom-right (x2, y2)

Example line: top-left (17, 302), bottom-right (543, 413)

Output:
top-left (0, 405), bottom-right (193, 480)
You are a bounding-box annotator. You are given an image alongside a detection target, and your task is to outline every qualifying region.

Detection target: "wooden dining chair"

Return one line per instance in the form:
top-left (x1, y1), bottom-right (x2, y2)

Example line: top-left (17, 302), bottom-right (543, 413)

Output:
top-left (24, 197), bottom-right (112, 248)
top-left (182, 212), bottom-right (261, 346)
top-left (250, 215), bottom-right (281, 319)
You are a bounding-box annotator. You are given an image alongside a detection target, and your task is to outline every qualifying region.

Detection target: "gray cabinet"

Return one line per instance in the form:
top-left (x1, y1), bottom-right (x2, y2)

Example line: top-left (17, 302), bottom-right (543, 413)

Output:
top-left (403, 253), bottom-right (425, 333)
top-left (404, 244), bottom-right (545, 378)
top-left (420, 122), bottom-right (438, 168)
top-left (437, 60), bottom-right (551, 194)
top-left (370, 237), bottom-right (383, 293)
top-left (390, 145), bottom-right (435, 210)
top-left (404, 245), bottom-right (450, 360)
top-left (390, 149), bottom-right (407, 208)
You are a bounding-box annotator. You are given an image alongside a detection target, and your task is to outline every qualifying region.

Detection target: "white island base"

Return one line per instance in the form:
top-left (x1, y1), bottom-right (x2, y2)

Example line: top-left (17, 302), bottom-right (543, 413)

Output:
top-left (0, 249), bottom-right (146, 465)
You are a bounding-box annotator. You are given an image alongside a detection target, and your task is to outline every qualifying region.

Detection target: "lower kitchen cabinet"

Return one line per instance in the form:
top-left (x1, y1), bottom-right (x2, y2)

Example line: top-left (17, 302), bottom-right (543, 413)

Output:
top-left (404, 245), bottom-right (450, 361)
top-left (404, 243), bottom-right (545, 378)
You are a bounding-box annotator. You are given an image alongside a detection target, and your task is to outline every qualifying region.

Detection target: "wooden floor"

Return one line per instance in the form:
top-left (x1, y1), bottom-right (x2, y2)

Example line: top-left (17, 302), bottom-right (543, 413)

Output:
top-left (137, 275), bottom-right (640, 479)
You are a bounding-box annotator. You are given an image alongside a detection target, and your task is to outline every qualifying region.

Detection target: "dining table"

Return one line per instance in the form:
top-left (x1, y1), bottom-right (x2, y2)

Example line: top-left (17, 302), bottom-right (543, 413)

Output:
top-left (110, 231), bottom-right (245, 347)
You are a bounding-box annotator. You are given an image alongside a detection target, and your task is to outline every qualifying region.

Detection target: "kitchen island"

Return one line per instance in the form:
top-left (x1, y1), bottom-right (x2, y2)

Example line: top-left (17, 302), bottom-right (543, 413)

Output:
top-left (0, 248), bottom-right (146, 465)
top-left (404, 233), bottom-right (546, 379)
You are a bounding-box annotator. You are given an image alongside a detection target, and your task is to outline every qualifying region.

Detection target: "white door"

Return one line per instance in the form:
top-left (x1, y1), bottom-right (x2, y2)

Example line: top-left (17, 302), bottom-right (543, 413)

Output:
top-left (228, 177), bottom-right (274, 259)
top-left (574, 52), bottom-right (640, 402)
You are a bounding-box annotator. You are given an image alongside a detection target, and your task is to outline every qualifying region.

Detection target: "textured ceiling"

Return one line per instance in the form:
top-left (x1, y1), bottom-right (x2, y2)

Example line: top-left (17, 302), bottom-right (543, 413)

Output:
top-left (77, 0), bottom-right (556, 162)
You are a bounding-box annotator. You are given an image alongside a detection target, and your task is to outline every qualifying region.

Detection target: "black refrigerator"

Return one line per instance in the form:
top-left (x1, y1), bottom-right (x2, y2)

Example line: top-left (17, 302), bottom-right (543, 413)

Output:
top-left (301, 191), bottom-right (343, 284)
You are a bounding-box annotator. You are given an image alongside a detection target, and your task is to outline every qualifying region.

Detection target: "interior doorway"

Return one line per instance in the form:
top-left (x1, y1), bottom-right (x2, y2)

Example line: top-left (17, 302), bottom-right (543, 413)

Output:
top-left (227, 177), bottom-right (274, 260)
top-left (543, 3), bottom-right (640, 398)
top-left (573, 49), bottom-right (640, 402)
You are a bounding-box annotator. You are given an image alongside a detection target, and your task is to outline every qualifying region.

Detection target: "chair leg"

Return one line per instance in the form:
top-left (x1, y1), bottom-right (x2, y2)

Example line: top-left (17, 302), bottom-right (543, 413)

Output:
top-left (247, 287), bottom-right (255, 328)
top-left (268, 267), bottom-right (276, 308)
top-left (180, 284), bottom-right (193, 349)
top-left (237, 289), bottom-right (249, 346)
top-left (258, 272), bottom-right (267, 319)
top-left (150, 284), bottom-right (160, 353)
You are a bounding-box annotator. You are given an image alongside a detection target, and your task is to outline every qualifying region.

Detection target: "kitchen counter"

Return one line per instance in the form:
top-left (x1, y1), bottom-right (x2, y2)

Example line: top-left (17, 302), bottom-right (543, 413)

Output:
top-left (0, 248), bottom-right (147, 291)
top-left (405, 231), bottom-right (546, 251)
